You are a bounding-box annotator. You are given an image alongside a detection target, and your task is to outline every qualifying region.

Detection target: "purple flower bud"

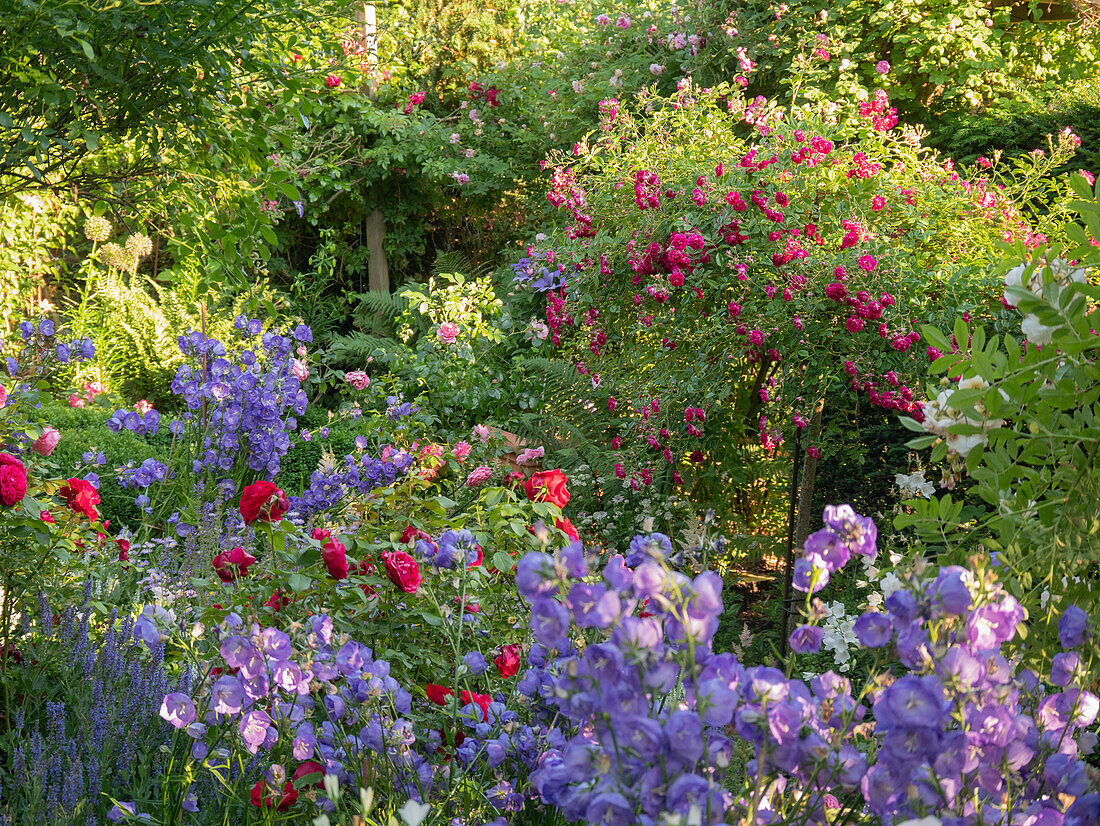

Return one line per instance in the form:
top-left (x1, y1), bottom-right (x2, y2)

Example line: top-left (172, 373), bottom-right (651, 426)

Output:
top-left (1059, 605), bottom-right (1089, 648)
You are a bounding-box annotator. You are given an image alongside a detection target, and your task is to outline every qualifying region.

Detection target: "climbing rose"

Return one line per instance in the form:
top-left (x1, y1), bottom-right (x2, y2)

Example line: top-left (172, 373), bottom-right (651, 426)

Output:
top-left (345, 371), bottom-right (370, 390)
top-left (495, 644), bottom-right (521, 678)
top-left (32, 427), bottom-right (60, 456)
top-left (465, 465), bottom-right (493, 487)
top-left (437, 322), bottom-right (460, 345)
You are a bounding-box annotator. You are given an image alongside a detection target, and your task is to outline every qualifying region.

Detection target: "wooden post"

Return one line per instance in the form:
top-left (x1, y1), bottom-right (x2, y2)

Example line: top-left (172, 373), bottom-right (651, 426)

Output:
top-left (365, 208), bottom-right (389, 294)
top-left (358, 3), bottom-right (388, 293)
top-left (794, 397), bottom-right (826, 548)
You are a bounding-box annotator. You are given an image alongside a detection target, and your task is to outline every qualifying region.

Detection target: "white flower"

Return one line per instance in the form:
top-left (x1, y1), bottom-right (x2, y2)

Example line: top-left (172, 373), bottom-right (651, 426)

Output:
top-left (572, 80), bottom-right (584, 94)
top-left (1020, 313), bottom-right (1056, 346)
top-left (650, 63), bottom-right (665, 75)
top-left (879, 572), bottom-right (903, 597)
top-left (895, 470), bottom-right (935, 498)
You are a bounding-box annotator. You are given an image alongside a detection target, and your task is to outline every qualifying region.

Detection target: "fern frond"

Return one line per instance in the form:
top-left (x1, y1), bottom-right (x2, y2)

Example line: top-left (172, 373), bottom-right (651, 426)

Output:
top-left (327, 331), bottom-right (412, 368)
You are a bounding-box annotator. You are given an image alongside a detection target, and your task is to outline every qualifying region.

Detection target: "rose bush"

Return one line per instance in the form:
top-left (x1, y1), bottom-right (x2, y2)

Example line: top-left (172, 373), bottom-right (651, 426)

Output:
top-left (510, 83), bottom-right (1082, 539)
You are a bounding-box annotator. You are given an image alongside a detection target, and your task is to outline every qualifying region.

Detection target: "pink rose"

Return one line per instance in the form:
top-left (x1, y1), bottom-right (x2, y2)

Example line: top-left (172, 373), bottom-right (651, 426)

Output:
top-left (290, 359), bottom-right (309, 381)
top-left (135, 400), bottom-right (153, 414)
top-left (32, 427), bottom-right (60, 457)
top-left (437, 322), bottom-right (460, 345)
top-left (0, 384), bottom-right (6, 407)
top-left (68, 394), bottom-right (85, 408)
top-left (345, 370), bottom-right (370, 390)
top-left (465, 465), bottom-right (493, 487)
top-left (472, 424), bottom-right (491, 443)
top-left (516, 446), bottom-right (545, 465)
top-left (452, 441), bottom-right (472, 461)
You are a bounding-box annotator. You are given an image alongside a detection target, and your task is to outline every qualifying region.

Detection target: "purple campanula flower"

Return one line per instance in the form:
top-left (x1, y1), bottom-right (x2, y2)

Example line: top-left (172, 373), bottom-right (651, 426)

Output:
top-left (789, 624), bottom-right (824, 653)
top-left (220, 636), bottom-right (264, 679)
top-left (516, 552), bottom-right (558, 601)
top-left (261, 628), bottom-right (293, 661)
top-left (966, 594), bottom-right (1024, 650)
top-left (239, 709), bottom-right (273, 753)
top-left (625, 532), bottom-right (672, 566)
top-left (530, 596), bottom-right (570, 647)
top-left (876, 675), bottom-right (947, 731)
top-left (463, 651), bottom-right (488, 675)
top-left (822, 504), bottom-right (877, 557)
top-left (584, 792), bottom-right (633, 826)
top-left (853, 612), bottom-right (893, 648)
top-left (568, 582), bottom-right (621, 629)
top-left (792, 557), bottom-right (828, 593)
top-left (158, 693), bottom-right (196, 728)
top-left (885, 589), bottom-right (918, 624)
top-left (602, 554), bottom-right (633, 590)
top-left (1051, 652), bottom-right (1084, 687)
top-left (803, 528), bottom-right (850, 572)
top-left (930, 566), bottom-right (972, 615)
top-left (210, 675), bottom-right (246, 716)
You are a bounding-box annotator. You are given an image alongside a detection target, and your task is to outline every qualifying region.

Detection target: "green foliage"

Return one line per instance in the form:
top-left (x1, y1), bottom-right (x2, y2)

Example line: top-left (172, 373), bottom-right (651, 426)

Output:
top-left (899, 173), bottom-right (1100, 632)
top-left (727, 0), bottom-right (1099, 117)
top-left (0, 0), bottom-right (345, 197)
top-left (927, 78), bottom-right (1100, 171)
top-left (65, 248), bottom-right (274, 403)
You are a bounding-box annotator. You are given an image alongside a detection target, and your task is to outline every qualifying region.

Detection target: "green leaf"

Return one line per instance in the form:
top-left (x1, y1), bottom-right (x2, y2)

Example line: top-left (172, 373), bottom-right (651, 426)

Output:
top-left (288, 573), bottom-right (312, 593)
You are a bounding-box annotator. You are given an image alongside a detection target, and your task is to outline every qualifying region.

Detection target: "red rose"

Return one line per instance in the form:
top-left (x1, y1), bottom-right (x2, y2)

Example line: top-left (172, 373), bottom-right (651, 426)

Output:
top-left (524, 469), bottom-right (570, 508)
top-left (460, 690), bottom-right (492, 722)
top-left (238, 480), bottom-right (288, 525)
top-left (382, 550), bottom-right (422, 593)
top-left (116, 538), bottom-right (130, 561)
top-left (265, 589), bottom-right (291, 612)
top-left (495, 644), bottom-right (521, 678)
top-left (0, 454), bottom-right (27, 507)
top-left (468, 544), bottom-right (483, 568)
top-left (556, 518), bottom-right (579, 541)
top-left (312, 529), bottom-right (348, 580)
top-left (291, 761), bottom-right (325, 789)
top-left (59, 477), bottom-right (99, 521)
top-left (213, 546), bottom-right (256, 583)
top-left (355, 560), bottom-right (377, 600)
top-left (400, 524), bottom-right (419, 543)
top-left (425, 683), bottom-right (454, 705)
top-left (40, 510), bottom-right (54, 524)
top-left (251, 780), bottom-right (298, 811)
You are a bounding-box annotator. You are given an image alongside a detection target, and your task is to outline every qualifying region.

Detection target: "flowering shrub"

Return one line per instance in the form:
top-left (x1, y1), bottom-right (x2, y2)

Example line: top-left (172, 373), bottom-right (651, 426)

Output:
top-left (515, 84), bottom-right (1080, 534)
top-left (728, 0), bottom-right (1096, 115)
